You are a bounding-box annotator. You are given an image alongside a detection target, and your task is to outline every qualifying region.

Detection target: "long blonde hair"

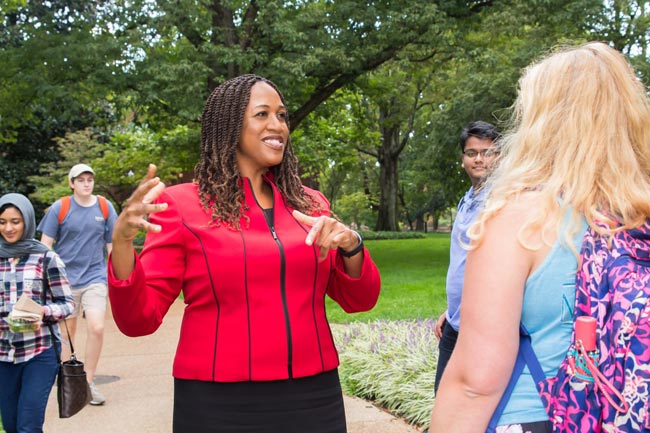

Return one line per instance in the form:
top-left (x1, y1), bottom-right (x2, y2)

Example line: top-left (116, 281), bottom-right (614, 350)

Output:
top-left (468, 42), bottom-right (650, 249)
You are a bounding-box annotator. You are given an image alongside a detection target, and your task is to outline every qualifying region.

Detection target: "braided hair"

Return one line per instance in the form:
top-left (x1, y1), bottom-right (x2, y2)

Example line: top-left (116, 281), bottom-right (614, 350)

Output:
top-left (194, 74), bottom-right (319, 230)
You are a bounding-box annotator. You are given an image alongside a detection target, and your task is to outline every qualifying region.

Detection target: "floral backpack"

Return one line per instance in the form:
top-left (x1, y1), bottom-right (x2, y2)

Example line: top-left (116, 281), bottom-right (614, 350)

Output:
top-left (489, 221), bottom-right (650, 433)
top-left (537, 221), bottom-right (650, 432)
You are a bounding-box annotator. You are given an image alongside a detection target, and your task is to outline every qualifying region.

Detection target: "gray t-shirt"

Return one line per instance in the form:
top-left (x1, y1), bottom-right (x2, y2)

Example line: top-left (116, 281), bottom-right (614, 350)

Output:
top-left (37, 196), bottom-right (117, 289)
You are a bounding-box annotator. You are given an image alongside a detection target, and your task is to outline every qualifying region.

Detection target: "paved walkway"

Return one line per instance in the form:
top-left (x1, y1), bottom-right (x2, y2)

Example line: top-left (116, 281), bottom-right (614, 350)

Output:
top-left (43, 299), bottom-right (422, 433)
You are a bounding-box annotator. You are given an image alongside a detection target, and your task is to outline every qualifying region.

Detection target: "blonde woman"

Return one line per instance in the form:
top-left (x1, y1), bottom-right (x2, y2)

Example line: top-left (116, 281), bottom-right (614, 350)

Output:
top-left (429, 42), bottom-right (650, 432)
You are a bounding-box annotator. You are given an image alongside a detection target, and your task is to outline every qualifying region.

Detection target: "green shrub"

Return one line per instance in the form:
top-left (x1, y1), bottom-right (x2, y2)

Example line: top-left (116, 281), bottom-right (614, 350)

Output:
top-left (360, 230), bottom-right (426, 240)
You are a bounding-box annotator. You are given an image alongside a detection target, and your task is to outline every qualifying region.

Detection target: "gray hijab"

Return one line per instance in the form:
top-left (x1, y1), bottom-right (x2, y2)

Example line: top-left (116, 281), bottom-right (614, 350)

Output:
top-left (0, 193), bottom-right (50, 258)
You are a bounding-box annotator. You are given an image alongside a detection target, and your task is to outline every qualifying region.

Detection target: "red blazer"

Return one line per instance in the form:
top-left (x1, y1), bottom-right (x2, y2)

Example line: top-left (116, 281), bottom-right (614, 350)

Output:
top-left (108, 176), bottom-right (380, 382)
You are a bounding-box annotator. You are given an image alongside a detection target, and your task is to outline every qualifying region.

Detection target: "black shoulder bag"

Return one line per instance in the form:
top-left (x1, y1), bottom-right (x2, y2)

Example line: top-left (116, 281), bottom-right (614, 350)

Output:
top-left (42, 252), bottom-right (92, 418)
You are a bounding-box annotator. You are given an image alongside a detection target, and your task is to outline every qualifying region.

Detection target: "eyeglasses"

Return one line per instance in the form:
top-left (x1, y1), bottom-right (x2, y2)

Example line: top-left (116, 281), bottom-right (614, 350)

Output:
top-left (462, 148), bottom-right (500, 159)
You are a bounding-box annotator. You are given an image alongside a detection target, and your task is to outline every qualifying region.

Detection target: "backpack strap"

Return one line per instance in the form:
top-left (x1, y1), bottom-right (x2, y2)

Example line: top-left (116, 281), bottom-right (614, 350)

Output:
top-left (57, 195), bottom-right (109, 224)
top-left (57, 196), bottom-right (72, 224)
top-left (487, 324), bottom-right (546, 432)
top-left (97, 195), bottom-right (109, 220)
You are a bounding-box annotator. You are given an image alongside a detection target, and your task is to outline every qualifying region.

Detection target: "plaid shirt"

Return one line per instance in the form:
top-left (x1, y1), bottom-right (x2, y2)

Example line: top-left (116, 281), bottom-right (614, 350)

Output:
top-left (0, 251), bottom-right (74, 363)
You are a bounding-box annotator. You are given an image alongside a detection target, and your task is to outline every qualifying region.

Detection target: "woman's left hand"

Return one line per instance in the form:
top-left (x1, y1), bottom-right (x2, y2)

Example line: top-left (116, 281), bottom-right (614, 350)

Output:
top-left (292, 210), bottom-right (361, 262)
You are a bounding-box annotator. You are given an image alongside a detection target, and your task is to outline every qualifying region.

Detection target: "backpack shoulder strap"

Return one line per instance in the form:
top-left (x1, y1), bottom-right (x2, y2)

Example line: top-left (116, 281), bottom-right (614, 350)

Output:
top-left (57, 196), bottom-right (72, 225)
top-left (58, 195), bottom-right (109, 224)
top-left (487, 324), bottom-right (546, 432)
top-left (96, 195), bottom-right (109, 220)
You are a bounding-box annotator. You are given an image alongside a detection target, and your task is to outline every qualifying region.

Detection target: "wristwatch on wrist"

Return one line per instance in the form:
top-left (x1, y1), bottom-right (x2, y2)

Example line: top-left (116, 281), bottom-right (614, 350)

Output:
top-left (338, 231), bottom-right (364, 258)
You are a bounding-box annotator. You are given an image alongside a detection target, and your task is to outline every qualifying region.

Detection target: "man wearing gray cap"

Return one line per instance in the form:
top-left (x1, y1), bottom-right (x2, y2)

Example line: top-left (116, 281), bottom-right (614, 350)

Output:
top-left (37, 163), bottom-right (117, 405)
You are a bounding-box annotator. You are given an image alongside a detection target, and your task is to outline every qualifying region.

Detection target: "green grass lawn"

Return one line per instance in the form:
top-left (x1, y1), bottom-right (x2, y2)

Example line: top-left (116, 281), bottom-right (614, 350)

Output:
top-left (326, 232), bottom-right (450, 323)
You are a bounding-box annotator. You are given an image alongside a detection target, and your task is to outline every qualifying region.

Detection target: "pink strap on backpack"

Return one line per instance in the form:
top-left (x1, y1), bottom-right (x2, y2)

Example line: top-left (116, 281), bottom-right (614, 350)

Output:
top-left (574, 340), bottom-right (628, 414)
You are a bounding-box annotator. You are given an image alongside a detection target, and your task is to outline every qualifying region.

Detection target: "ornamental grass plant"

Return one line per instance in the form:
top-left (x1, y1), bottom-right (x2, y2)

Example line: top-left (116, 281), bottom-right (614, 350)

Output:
top-left (333, 320), bottom-right (438, 430)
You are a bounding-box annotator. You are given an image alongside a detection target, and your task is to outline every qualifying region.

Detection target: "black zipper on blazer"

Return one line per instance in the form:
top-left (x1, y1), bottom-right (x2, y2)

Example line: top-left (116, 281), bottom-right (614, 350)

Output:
top-left (265, 213), bottom-right (293, 378)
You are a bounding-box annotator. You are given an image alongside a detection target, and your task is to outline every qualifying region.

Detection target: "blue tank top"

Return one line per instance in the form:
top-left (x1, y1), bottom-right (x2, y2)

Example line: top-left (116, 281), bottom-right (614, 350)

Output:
top-left (498, 220), bottom-right (587, 425)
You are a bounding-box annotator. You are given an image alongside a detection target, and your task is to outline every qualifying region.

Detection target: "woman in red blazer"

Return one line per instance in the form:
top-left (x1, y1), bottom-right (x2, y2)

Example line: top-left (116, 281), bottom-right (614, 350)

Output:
top-left (109, 74), bottom-right (381, 433)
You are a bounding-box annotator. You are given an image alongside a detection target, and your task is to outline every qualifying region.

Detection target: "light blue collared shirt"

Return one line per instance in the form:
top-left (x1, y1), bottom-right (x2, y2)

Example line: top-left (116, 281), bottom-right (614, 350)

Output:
top-left (444, 185), bottom-right (487, 331)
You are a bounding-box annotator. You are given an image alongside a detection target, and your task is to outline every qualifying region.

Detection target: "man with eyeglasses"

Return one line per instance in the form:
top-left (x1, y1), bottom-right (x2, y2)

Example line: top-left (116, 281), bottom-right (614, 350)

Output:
top-left (434, 120), bottom-right (501, 393)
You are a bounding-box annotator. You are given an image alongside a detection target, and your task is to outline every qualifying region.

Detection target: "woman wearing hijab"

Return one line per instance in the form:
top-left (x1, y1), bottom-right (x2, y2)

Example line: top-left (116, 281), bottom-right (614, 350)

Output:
top-left (0, 193), bottom-right (74, 433)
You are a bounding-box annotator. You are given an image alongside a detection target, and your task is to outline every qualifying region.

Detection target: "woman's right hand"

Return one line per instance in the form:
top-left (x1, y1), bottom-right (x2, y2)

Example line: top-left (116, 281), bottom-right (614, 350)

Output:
top-left (111, 164), bottom-right (167, 280)
top-left (113, 164), bottom-right (168, 244)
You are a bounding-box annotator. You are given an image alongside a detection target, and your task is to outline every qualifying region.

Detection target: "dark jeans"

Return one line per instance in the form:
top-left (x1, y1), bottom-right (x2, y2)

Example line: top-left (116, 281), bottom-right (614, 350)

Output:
top-left (434, 318), bottom-right (458, 394)
top-left (0, 346), bottom-right (59, 433)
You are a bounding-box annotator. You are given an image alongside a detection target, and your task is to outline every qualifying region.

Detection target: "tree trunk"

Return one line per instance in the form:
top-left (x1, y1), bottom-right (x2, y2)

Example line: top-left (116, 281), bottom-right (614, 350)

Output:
top-left (375, 125), bottom-right (399, 231)
top-left (415, 216), bottom-right (425, 231)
